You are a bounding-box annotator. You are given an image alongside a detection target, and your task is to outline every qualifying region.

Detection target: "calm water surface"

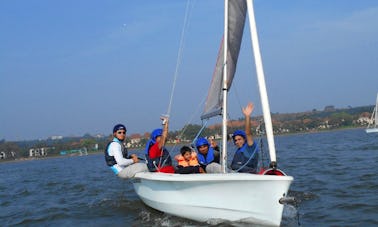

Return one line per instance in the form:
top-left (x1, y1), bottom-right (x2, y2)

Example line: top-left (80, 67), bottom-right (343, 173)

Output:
top-left (1, 129), bottom-right (377, 226)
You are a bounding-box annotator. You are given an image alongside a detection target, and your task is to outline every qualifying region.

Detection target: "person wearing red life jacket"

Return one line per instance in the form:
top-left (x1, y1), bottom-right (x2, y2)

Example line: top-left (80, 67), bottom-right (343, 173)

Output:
top-left (145, 116), bottom-right (175, 173)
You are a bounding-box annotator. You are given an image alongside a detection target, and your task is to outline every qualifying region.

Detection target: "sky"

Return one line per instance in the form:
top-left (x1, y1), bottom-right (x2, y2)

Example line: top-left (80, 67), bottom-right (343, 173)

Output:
top-left (1, 0), bottom-right (378, 141)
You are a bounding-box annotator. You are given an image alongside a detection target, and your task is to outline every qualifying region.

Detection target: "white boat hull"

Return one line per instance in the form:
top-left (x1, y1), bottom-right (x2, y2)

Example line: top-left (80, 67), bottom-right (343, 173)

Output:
top-left (133, 172), bottom-right (293, 226)
top-left (366, 128), bottom-right (378, 133)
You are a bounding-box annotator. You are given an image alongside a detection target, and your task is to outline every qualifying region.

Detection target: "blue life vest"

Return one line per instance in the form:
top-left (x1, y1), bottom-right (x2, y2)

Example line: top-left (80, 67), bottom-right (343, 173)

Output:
top-left (104, 138), bottom-right (128, 166)
top-left (144, 139), bottom-right (172, 172)
top-left (197, 147), bottom-right (216, 166)
top-left (231, 141), bottom-right (259, 173)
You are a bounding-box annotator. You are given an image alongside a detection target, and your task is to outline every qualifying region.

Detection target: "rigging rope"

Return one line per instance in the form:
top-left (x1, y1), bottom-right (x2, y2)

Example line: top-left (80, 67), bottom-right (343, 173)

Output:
top-left (191, 120), bottom-right (208, 146)
top-left (170, 92), bottom-right (207, 152)
top-left (166, 0), bottom-right (194, 117)
top-left (157, 0), bottom-right (194, 165)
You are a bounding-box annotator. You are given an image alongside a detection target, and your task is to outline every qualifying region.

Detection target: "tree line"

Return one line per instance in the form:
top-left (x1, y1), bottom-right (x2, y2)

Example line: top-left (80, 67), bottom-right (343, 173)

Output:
top-left (0, 105), bottom-right (373, 162)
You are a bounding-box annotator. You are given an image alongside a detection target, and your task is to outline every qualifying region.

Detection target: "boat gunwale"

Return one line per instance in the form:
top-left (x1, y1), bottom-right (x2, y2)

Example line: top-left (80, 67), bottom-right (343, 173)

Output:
top-left (133, 172), bottom-right (294, 182)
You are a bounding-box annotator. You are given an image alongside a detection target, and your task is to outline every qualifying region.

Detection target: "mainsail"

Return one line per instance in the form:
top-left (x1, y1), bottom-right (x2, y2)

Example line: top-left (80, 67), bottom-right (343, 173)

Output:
top-left (201, 0), bottom-right (247, 120)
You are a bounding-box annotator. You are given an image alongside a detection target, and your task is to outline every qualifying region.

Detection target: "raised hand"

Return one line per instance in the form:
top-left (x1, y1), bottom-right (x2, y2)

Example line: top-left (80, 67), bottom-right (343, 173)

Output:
top-left (242, 102), bottom-right (254, 117)
top-left (161, 115), bottom-right (169, 125)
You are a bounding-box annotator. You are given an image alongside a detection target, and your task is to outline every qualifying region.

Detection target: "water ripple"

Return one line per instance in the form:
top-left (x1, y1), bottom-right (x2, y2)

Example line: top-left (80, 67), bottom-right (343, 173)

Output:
top-left (1, 129), bottom-right (377, 226)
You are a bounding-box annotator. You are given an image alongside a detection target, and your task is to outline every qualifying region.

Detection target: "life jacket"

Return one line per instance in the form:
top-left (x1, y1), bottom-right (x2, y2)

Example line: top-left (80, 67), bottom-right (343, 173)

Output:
top-left (197, 147), bottom-right (215, 166)
top-left (231, 141), bottom-right (259, 173)
top-left (104, 138), bottom-right (128, 166)
top-left (175, 152), bottom-right (199, 167)
top-left (145, 139), bottom-right (173, 172)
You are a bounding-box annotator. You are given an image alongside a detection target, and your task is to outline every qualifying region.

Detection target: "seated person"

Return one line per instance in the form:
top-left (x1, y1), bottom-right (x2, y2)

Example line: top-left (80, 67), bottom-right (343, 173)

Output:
top-left (195, 137), bottom-right (222, 173)
top-left (105, 124), bottom-right (147, 179)
top-left (145, 117), bottom-right (175, 173)
top-left (175, 146), bottom-right (205, 174)
top-left (231, 103), bottom-right (259, 173)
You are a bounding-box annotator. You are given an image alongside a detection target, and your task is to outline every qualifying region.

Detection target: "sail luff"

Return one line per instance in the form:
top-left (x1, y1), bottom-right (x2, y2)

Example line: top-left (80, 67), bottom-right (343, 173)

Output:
top-left (246, 0), bottom-right (277, 163)
top-left (201, 0), bottom-right (247, 120)
top-left (201, 39), bottom-right (224, 120)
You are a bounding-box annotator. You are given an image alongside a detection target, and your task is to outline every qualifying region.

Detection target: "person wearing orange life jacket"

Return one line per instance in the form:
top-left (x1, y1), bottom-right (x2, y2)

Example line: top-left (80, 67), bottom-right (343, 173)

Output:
top-left (175, 146), bottom-right (205, 174)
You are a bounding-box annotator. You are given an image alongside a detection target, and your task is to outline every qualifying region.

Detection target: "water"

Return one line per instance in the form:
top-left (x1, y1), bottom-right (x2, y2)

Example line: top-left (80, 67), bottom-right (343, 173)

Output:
top-left (1, 129), bottom-right (377, 226)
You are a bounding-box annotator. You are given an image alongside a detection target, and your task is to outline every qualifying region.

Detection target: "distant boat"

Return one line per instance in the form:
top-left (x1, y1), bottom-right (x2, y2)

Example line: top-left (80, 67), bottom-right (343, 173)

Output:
top-left (366, 93), bottom-right (378, 133)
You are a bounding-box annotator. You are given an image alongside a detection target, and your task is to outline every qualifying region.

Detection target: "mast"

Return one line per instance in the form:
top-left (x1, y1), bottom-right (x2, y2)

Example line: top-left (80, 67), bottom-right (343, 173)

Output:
top-left (246, 0), bottom-right (277, 166)
top-left (221, 0), bottom-right (229, 173)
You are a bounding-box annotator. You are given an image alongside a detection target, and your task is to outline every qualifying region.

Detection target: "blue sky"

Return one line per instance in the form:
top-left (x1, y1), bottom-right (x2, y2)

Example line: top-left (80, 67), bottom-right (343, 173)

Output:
top-left (1, 0), bottom-right (378, 141)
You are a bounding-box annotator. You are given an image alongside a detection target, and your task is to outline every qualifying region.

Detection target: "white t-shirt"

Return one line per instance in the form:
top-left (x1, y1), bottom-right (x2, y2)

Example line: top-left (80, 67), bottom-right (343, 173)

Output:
top-left (108, 141), bottom-right (134, 174)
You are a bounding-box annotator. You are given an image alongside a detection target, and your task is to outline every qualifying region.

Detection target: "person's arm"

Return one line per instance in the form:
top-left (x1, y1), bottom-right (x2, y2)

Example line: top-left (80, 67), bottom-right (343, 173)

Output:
top-left (158, 117), bottom-right (169, 149)
top-left (243, 102), bottom-right (255, 146)
top-left (209, 138), bottom-right (220, 151)
top-left (110, 143), bottom-right (134, 166)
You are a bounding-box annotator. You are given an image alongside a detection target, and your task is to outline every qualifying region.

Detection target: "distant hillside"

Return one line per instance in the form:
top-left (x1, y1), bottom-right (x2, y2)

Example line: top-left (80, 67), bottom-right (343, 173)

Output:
top-left (269, 105), bottom-right (373, 122)
top-left (1, 104), bottom-right (374, 162)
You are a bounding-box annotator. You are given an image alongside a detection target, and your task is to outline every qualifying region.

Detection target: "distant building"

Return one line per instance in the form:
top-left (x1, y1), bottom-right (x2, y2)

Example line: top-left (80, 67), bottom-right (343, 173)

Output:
top-left (29, 147), bottom-right (48, 157)
top-left (94, 134), bottom-right (104, 138)
top-left (324, 105), bottom-right (335, 112)
top-left (130, 138), bottom-right (141, 144)
top-left (357, 116), bottom-right (372, 125)
top-left (128, 134), bottom-right (142, 148)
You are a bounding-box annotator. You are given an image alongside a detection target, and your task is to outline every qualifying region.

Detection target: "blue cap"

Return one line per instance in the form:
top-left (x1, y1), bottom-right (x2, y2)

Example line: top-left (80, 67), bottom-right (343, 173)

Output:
top-left (113, 124), bottom-right (126, 133)
top-left (232, 130), bottom-right (246, 140)
top-left (195, 137), bottom-right (210, 148)
top-left (151, 128), bottom-right (163, 141)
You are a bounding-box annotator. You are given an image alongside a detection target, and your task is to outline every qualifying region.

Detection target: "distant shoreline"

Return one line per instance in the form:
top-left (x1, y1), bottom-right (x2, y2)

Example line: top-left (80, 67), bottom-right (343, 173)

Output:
top-left (273, 125), bottom-right (365, 137)
top-left (1, 127), bottom-right (367, 165)
top-left (0, 151), bottom-right (101, 164)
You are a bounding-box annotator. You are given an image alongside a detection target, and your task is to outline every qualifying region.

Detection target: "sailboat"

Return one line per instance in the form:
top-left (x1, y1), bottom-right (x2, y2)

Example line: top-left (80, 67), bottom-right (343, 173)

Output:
top-left (132, 0), bottom-right (293, 226)
top-left (366, 93), bottom-right (378, 133)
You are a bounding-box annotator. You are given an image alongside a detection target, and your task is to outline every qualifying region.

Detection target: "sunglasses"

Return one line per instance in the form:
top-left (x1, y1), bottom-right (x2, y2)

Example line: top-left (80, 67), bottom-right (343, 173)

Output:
top-left (117, 131), bottom-right (126, 135)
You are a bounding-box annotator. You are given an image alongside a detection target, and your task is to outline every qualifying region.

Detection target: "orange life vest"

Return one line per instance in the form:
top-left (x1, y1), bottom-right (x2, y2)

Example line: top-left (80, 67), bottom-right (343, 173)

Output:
top-left (175, 152), bottom-right (200, 167)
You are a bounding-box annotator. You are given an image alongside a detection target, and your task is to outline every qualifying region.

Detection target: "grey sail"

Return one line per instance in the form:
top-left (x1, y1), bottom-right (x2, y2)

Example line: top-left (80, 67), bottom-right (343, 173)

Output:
top-left (201, 0), bottom-right (247, 120)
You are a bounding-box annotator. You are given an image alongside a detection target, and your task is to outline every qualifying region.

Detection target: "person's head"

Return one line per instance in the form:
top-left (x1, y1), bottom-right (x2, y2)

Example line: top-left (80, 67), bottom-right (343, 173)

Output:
top-left (209, 136), bottom-right (217, 148)
top-left (113, 124), bottom-right (127, 141)
top-left (196, 137), bottom-right (210, 155)
top-left (232, 130), bottom-right (246, 148)
top-left (180, 146), bottom-right (192, 161)
top-left (150, 128), bottom-right (163, 143)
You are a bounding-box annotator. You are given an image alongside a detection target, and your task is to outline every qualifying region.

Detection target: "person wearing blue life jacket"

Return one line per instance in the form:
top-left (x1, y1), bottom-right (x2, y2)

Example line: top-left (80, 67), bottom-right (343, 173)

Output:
top-left (231, 102), bottom-right (259, 173)
top-left (104, 124), bottom-right (147, 179)
top-left (195, 137), bottom-right (222, 173)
